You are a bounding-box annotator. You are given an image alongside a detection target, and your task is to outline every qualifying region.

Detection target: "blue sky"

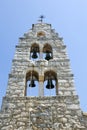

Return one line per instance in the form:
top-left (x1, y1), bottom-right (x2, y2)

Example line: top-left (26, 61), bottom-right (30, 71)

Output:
top-left (0, 0), bottom-right (87, 111)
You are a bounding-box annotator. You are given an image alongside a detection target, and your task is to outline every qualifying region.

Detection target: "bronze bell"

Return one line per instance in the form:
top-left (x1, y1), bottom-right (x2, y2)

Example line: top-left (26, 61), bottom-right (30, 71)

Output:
top-left (32, 51), bottom-right (38, 59)
top-left (46, 79), bottom-right (54, 89)
top-left (45, 52), bottom-right (52, 60)
top-left (29, 79), bottom-right (36, 87)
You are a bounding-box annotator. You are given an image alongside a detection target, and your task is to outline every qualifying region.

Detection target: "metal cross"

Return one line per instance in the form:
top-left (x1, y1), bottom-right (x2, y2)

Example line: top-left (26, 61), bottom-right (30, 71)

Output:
top-left (38, 15), bottom-right (45, 23)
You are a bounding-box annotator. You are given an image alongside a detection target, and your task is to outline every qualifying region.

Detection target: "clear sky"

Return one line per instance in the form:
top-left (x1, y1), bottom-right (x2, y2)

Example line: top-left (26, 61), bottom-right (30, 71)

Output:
top-left (0, 0), bottom-right (87, 112)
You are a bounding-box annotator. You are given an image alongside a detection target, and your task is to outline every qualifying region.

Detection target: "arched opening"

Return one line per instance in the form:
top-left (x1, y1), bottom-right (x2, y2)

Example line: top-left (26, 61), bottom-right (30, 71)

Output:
top-left (37, 31), bottom-right (45, 37)
top-left (44, 70), bottom-right (58, 96)
top-left (43, 44), bottom-right (53, 61)
top-left (30, 43), bottom-right (39, 60)
top-left (26, 70), bottom-right (39, 96)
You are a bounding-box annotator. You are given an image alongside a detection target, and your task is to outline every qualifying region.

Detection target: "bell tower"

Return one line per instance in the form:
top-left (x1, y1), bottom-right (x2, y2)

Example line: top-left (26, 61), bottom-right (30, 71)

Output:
top-left (0, 21), bottom-right (87, 130)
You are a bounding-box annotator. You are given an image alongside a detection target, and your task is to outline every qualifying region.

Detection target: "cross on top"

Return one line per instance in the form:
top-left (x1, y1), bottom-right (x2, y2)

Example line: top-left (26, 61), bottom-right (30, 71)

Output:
top-left (38, 15), bottom-right (45, 23)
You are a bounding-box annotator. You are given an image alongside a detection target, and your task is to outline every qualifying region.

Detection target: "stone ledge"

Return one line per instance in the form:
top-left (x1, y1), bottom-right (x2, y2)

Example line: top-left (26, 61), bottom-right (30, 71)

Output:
top-left (3, 95), bottom-right (79, 101)
top-left (83, 112), bottom-right (87, 116)
top-left (12, 58), bottom-right (70, 62)
top-left (16, 45), bottom-right (31, 48)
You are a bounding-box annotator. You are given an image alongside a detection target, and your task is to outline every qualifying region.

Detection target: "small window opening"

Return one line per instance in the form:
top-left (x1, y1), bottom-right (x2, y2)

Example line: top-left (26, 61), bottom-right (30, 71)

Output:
top-left (37, 31), bottom-right (45, 37)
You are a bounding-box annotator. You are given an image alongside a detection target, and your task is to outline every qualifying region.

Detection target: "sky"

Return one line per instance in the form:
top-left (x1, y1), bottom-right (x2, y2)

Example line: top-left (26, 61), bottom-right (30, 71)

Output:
top-left (0, 0), bottom-right (87, 112)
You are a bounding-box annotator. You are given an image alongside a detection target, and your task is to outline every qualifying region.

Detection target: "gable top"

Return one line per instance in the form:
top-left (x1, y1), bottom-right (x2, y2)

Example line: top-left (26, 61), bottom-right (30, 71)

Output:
top-left (22, 22), bottom-right (61, 41)
top-left (32, 23), bottom-right (52, 30)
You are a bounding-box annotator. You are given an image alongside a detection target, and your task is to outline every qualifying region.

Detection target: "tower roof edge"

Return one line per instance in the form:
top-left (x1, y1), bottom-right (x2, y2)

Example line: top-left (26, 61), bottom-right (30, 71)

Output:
top-left (32, 22), bottom-right (52, 29)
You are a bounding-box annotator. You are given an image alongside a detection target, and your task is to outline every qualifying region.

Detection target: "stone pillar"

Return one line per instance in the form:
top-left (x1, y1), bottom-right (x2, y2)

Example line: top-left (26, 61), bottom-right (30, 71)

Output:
top-left (39, 52), bottom-right (43, 59)
top-left (39, 75), bottom-right (44, 96)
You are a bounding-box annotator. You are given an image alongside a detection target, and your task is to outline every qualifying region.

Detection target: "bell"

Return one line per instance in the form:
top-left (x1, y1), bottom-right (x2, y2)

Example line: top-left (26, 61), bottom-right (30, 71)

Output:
top-left (32, 51), bottom-right (38, 59)
top-left (45, 52), bottom-right (52, 60)
top-left (29, 79), bottom-right (36, 87)
top-left (46, 79), bottom-right (54, 89)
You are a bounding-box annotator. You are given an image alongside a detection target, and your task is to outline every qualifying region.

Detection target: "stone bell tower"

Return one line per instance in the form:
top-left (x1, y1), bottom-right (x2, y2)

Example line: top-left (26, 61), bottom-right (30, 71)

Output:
top-left (0, 21), bottom-right (87, 130)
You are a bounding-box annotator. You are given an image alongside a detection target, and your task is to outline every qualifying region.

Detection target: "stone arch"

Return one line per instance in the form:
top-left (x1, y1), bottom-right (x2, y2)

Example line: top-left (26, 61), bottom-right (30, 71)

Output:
top-left (30, 43), bottom-right (40, 60)
top-left (25, 70), bottom-right (39, 96)
top-left (43, 43), bottom-right (52, 53)
top-left (43, 43), bottom-right (53, 60)
top-left (44, 70), bottom-right (58, 96)
top-left (37, 31), bottom-right (45, 37)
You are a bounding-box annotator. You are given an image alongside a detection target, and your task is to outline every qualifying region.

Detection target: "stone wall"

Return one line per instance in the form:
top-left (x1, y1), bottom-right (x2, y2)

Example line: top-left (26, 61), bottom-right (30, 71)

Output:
top-left (0, 22), bottom-right (87, 130)
top-left (0, 96), bottom-right (87, 130)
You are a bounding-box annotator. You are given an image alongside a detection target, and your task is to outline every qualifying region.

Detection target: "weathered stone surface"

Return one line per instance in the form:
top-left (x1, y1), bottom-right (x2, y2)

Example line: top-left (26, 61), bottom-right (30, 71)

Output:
top-left (0, 96), bottom-right (87, 129)
top-left (0, 22), bottom-right (87, 130)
